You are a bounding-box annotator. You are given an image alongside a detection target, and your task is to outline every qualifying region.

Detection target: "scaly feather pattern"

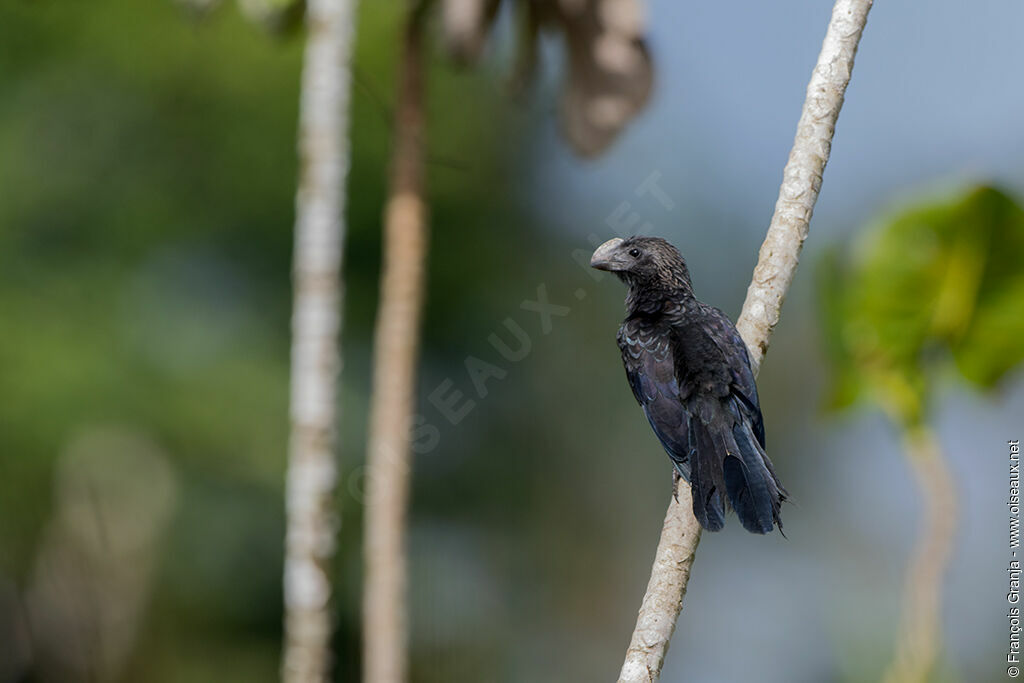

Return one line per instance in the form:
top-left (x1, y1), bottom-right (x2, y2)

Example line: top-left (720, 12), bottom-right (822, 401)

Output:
top-left (594, 236), bottom-right (787, 533)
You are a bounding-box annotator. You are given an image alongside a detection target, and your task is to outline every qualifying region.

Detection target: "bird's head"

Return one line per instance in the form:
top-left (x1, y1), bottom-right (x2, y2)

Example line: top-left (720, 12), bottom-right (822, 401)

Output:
top-left (590, 236), bottom-right (692, 294)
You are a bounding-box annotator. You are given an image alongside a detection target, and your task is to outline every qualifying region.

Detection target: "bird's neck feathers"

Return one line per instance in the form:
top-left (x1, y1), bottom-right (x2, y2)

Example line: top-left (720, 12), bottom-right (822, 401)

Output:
top-left (621, 262), bottom-right (695, 316)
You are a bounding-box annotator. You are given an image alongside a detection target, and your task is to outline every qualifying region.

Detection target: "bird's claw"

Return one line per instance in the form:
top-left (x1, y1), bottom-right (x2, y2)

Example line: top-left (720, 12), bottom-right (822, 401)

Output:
top-left (672, 469), bottom-right (682, 503)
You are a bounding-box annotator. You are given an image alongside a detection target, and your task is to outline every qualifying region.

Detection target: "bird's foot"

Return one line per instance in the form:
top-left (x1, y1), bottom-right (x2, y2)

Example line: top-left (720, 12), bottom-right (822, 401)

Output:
top-left (672, 469), bottom-right (682, 503)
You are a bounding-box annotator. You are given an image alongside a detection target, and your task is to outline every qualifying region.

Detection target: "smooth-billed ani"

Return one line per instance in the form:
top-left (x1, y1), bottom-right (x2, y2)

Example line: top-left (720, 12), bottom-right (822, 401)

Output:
top-left (591, 236), bottom-right (787, 533)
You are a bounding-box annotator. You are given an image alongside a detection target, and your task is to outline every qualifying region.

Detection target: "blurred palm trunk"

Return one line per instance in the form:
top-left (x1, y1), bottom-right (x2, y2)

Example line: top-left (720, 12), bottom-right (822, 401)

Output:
top-left (283, 0), bottom-right (358, 681)
top-left (363, 3), bottom-right (430, 682)
top-left (881, 426), bottom-right (957, 683)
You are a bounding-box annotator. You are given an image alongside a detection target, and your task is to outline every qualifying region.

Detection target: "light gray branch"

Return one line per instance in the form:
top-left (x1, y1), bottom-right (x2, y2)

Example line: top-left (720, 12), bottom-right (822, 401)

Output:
top-left (618, 483), bottom-right (702, 683)
top-left (735, 0), bottom-right (874, 374)
top-left (283, 1), bottom-right (358, 681)
top-left (618, 2), bottom-right (873, 681)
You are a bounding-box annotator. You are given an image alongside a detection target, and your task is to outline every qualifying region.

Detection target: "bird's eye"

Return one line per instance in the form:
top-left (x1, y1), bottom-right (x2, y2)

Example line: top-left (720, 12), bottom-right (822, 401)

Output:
top-left (628, 248), bottom-right (641, 258)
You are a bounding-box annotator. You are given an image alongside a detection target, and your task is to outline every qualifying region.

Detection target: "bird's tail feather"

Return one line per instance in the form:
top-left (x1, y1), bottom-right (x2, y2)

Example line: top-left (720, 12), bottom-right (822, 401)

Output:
top-left (725, 420), bottom-right (787, 534)
top-left (688, 418), bottom-right (726, 531)
top-left (687, 398), bottom-right (786, 534)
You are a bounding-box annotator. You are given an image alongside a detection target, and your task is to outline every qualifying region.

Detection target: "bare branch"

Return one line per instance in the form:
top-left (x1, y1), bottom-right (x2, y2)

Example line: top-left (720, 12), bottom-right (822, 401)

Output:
top-left (363, 5), bottom-right (430, 683)
top-left (618, 484), bottom-right (702, 682)
top-left (736, 0), bottom-right (874, 374)
top-left (282, 0), bottom-right (358, 681)
top-left (618, 2), bottom-right (873, 680)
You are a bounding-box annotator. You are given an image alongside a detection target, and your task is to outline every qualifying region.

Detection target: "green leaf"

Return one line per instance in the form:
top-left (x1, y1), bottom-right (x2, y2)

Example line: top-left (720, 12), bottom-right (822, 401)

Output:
top-left (816, 247), bottom-right (863, 411)
top-left (948, 187), bottom-right (1024, 386)
top-left (819, 185), bottom-right (1024, 424)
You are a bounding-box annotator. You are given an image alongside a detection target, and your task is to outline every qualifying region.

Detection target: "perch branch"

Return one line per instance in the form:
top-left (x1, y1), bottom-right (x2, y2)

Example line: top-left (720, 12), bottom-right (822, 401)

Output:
top-left (363, 3), bottom-right (430, 683)
top-left (617, 1), bottom-right (873, 681)
top-left (735, 0), bottom-right (874, 374)
top-left (283, 0), bottom-right (358, 682)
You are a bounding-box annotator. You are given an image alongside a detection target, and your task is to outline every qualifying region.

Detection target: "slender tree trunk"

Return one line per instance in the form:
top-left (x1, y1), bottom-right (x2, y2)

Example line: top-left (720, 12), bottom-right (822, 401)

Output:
top-left (617, 1), bottom-right (873, 680)
top-left (363, 4), bottom-right (430, 683)
top-left (282, 1), bottom-right (358, 681)
top-left (881, 427), bottom-right (957, 683)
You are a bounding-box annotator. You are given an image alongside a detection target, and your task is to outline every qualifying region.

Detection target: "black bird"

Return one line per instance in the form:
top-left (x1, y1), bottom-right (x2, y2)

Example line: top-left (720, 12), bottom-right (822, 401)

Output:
top-left (591, 236), bottom-right (787, 533)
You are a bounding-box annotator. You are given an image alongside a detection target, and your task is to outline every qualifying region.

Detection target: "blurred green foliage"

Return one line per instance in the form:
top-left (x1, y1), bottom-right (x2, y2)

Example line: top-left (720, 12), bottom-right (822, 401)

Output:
top-left (0, 0), bottom-right (528, 680)
top-left (819, 185), bottom-right (1024, 425)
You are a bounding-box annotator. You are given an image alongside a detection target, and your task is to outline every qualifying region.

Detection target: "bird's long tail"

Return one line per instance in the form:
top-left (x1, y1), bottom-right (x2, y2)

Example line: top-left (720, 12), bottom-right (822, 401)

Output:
top-left (687, 398), bottom-right (787, 534)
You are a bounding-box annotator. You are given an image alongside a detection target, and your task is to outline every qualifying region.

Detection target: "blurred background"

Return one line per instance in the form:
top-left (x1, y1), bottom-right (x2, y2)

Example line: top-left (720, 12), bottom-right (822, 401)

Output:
top-left (1, 1), bottom-right (1023, 682)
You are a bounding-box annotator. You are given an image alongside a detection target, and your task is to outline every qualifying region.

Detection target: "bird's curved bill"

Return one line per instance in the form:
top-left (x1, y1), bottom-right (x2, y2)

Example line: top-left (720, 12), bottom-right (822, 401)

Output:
top-left (590, 237), bottom-right (625, 271)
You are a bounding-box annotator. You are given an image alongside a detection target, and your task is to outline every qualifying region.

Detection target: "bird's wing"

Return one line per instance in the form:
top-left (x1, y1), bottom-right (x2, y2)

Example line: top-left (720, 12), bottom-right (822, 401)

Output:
top-left (618, 310), bottom-right (784, 534)
top-left (685, 304), bottom-right (785, 533)
top-left (697, 305), bottom-right (765, 448)
top-left (617, 322), bottom-right (692, 479)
